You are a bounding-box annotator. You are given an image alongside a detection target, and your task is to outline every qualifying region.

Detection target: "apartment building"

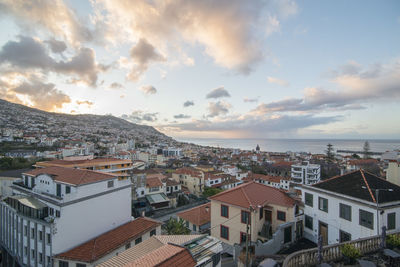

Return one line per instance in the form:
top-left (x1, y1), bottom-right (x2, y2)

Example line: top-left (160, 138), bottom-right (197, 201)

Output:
top-left (291, 161), bottom-right (321, 185)
top-left (0, 166), bottom-right (132, 267)
top-left (35, 158), bottom-right (134, 180)
top-left (301, 169), bottom-right (400, 245)
top-left (209, 182), bottom-right (301, 246)
top-left (172, 168), bottom-right (205, 196)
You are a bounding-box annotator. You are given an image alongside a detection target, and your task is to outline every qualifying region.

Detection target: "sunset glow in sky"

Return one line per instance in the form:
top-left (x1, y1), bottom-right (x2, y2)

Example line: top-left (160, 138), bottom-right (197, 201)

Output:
top-left (0, 0), bottom-right (399, 139)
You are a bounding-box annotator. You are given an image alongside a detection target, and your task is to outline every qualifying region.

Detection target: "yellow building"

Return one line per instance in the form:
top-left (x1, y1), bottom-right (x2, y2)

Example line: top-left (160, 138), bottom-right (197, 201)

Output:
top-left (209, 181), bottom-right (301, 246)
top-left (172, 168), bottom-right (204, 196)
top-left (35, 158), bottom-right (133, 180)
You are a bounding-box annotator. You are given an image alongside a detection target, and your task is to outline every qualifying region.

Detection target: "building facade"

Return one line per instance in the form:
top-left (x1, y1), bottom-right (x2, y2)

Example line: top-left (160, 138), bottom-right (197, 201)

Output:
top-left (291, 161), bottom-right (321, 185)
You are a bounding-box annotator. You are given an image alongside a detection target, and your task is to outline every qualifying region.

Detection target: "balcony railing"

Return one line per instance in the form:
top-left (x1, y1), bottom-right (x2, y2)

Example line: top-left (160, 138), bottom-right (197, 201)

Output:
top-left (282, 232), bottom-right (400, 267)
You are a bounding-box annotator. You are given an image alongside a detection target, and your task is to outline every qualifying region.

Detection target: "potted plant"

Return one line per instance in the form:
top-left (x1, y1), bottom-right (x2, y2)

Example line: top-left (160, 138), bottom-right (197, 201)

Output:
top-left (341, 244), bottom-right (361, 265)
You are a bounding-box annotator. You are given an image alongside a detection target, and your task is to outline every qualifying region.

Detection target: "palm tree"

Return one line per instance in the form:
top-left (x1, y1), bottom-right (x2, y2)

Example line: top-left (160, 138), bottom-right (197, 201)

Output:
top-left (163, 218), bottom-right (191, 235)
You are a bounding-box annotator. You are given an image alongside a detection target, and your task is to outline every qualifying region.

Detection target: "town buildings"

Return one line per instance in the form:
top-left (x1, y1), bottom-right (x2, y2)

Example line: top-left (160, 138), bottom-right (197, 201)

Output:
top-left (301, 169), bottom-right (400, 245)
top-left (177, 203), bottom-right (211, 234)
top-left (291, 161), bottom-right (321, 185)
top-left (172, 168), bottom-right (205, 196)
top-left (209, 182), bottom-right (302, 246)
top-left (0, 166), bottom-right (132, 266)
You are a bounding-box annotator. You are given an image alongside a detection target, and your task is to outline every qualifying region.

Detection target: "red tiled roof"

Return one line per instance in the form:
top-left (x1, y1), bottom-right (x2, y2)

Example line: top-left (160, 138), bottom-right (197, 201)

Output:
top-left (209, 181), bottom-right (296, 209)
top-left (174, 168), bottom-right (202, 178)
top-left (124, 243), bottom-right (196, 267)
top-left (36, 158), bottom-right (131, 167)
top-left (164, 178), bottom-right (180, 186)
top-left (348, 159), bottom-right (378, 165)
top-left (247, 173), bottom-right (287, 183)
top-left (177, 203), bottom-right (211, 226)
top-left (55, 217), bottom-right (162, 263)
top-left (23, 166), bottom-right (116, 186)
top-left (146, 177), bottom-right (163, 188)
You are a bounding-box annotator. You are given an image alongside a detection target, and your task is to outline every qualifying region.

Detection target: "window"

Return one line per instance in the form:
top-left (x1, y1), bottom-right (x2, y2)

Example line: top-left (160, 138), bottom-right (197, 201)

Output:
top-left (174, 186), bottom-right (178, 190)
top-left (193, 224), bottom-right (197, 231)
top-left (107, 180), bottom-right (114, 188)
top-left (59, 261), bottom-right (69, 267)
top-left (220, 225), bottom-right (229, 240)
top-left (259, 208), bottom-right (263, 220)
top-left (31, 228), bottom-right (35, 239)
top-left (47, 256), bottom-right (51, 265)
top-left (221, 205), bottom-right (229, 218)
top-left (305, 193), bottom-right (313, 207)
top-left (31, 249), bottom-right (35, 259)
top-left (388, 212), bottom-right (396, 230)
top-left (47, 233), bottom-right (51, 244)
top-left (135, 237), bottom-right (142, 244)
top-left (39, 230), bottom-right (43, 241)
top-left (185, 221), bottom-right (189, 227)
top-left (56, 210), bottom-right (61, 217)
top-left (49, 208), bottom-right (54, 216)
top-left (241, 210), bottom-right (250, 224)
top-left (76, 264), bottom-right (87, 267)
top-left (24, 246), bottom-right (27, 255)
top-left (66, 186), bottom-right (71, 194)
top-left (125, 243), bottom-right (131, 249)
top-left (150, 229), bottom-right (156, 236)
top-left (277, 211), bottom-right (286, 221)
top-left (305, 215), bottom-right (313, 229)
top-left (318, 197), bottom-right (328, 213)
top-left (240, 232), bottom-right (250, 244)
top-left (39, 252), bottom-right (43, 264)
top-left (24, 225), bottom-right (27, 236)
top-left (339, 203), bottom-right (351, 221)
top-left (339, 230), bottom-right (351, 242)
top-left (359, 209), bottom-right (374, 229)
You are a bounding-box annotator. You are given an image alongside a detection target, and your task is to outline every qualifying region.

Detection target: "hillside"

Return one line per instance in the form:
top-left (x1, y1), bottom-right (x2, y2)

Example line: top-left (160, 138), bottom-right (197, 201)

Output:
top-left (0, 99), bottom-right (173, 144)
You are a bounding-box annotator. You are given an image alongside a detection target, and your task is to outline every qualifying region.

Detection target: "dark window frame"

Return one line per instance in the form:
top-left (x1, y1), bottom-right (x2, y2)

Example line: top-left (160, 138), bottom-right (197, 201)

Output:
top-left (388, 212), bottom-right (396, 230)
top-left (359, 209), bottom-right (374, 230)
top-left (305, 215), bottom-right (313, 229)
top-left (339, 203), bottom-right (352, 221)
top-left (318, 197), bottom-right (328, 213)
top-left (277, 211), bottom-right (286, 221)
top-left (220, 225), bottom-right (229, 240)
top-left (241, 210), bottom-right (250, 224)
top-left (305, 192), bottom-right (313, 207)
top-left (221, 205), bottom-right (229, 218)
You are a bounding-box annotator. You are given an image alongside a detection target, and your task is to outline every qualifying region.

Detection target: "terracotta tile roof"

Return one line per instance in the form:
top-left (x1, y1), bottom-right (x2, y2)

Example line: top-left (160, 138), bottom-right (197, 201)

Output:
top-left (247, 173), bottom-right (287, 183)
top-left (147, 173), bottom-right (167, 180)
top-left (146, 177), bottom-right (163, 188)
top-left (124, 243), bottom-right (196, 267)
top-left (164, 178), bottom-right (180, 186)
top-left (209, 181), bottom-right (296, 209)
top-left (23, 166), bottom-right (116, 186)
top-left (348, 159), bottom-right (378, 165)
top-left (177, 203), bottom-right (211, 226)
top-left (55, 217), bottom-right (162, 263)
top-left (174, 168), bottom-right (203, 178)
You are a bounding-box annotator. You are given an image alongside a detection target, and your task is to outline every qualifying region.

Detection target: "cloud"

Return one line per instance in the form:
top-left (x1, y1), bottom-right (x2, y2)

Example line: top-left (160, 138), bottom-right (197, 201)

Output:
top-left (266, 15), bottom-right (281, 36)
top-left (0, 75), bottom-right (71, 111)
top-left (140, 85), bottom-right (157, 95)
top-left (45, 39), bottom-right (67, 53)
top-left (267, 76), bottom-right (289, 87)
top-left (183, 100), bottom-right (194, 107)
top-left (0, 0), bottom-right (93, 46)
top-left (94, 0), bottom-right (279, 74)
top-left (109, 82), bottom-right (124, 89)
top-left (244, 97), bottom-right (259, 103)
top-left (206, 87), bottom-right (231, 99)
top-left (128, 38), bottom-right (166, 81)
top-left (256, 60), bottom-right (400, 114)
top-left (207, 101), bottom-right (231, 117)
top-left (76, 100), bottom-right (93, 107)
top-left (174, 114), bottom-right (191, 119)
top-left (159, 113), bottom-right (340, 138)
top-left (0, 36), bottom-right (106, 86)
top-left (121, 110), bottom-right (158, 123)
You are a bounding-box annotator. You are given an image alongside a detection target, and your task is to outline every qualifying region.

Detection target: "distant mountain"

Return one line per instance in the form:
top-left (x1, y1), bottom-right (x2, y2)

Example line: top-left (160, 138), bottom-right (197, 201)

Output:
top-left (0, 99), bottom-right (173, 144)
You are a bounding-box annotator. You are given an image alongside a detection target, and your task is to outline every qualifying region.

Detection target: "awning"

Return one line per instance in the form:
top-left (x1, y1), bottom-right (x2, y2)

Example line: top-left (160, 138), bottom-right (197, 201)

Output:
top-left (146, 193), bottom-right (170, 204)
top-left (9, 195), bottom-right (47, 209)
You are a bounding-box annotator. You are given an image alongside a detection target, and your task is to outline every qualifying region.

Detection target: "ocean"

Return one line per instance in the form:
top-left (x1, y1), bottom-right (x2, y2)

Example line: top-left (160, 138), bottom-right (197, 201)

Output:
top-left (177, 138), bottom-right (400, 154)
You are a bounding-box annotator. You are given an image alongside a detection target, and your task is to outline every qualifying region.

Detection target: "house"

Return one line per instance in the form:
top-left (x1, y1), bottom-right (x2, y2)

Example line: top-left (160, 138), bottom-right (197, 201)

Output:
top-left (98, 234), bottom-right (222, 267)
top-left (301, 169), bottom-right (400, 246)
top-left (209, 182), bottom-right (302, 247)
top-left (172, 168), bottom-right (205, 196)
top-left (177, 203), bottom-right (211, 234)
top-left (0, 166), bottom-right (132, 267)
top-left (145, 175), bottom-right (170, 210)
top-left (291, 161), bottom-right (321, 185)
top-left (245, 173), bottom-right (291, 190)
top-left (53, 217), bottom-right (162, 266)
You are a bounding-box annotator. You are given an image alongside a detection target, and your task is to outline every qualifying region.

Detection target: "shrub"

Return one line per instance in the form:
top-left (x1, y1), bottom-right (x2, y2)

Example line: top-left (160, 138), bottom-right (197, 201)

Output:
top-left (387, 234), bottom-right (400, 248)
top-left (341, 244), bottom-right (361, 260)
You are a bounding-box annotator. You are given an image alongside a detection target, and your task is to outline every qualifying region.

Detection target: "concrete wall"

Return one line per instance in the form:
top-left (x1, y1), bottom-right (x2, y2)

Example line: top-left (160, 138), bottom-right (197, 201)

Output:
top-left (387, 161), bottom-right (400, 186)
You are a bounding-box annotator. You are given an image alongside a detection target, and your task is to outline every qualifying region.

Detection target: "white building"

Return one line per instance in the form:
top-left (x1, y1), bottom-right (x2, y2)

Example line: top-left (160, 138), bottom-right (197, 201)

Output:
top-left (291, 161), bottom-right (320, 185)
top-left (0, 166), bottom-right (132, 267)
top-left (301, 169), bottom-right (400, 245)
top-left (387, 160), bottom-right (400, 186)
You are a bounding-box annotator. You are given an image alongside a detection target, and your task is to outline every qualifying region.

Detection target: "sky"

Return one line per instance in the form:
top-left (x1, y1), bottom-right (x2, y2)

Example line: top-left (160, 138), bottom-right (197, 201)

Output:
top-left (0, 0), bottom-right (399, 140)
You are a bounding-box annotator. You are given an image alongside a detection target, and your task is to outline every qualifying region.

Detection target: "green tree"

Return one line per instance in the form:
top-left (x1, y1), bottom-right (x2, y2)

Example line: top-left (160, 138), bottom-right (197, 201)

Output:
top-left (163, 218), bottom-right (191, 235)
top-left (363, 141), bottom-right (370, 159)
top-left (326, 143), bottom-right (334, 162)
top-left (203, 187), bottom-right (223, 198)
